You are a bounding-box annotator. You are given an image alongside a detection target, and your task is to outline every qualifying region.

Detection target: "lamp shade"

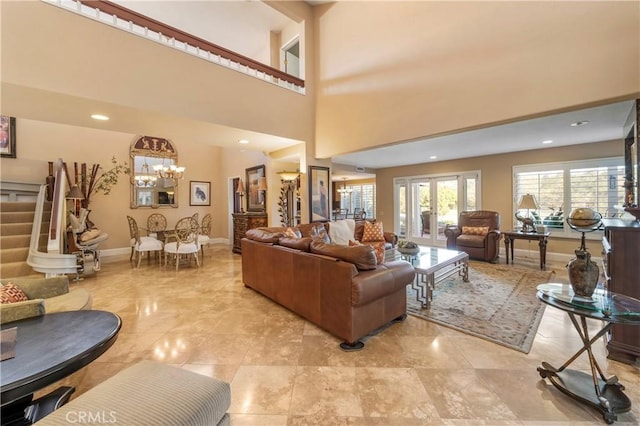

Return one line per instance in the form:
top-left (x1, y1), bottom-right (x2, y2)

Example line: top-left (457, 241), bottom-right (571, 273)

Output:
top-left (66, 184), bottom-right (85, 200)
top-left (517, 194), bottom-right (538, 210)
top-left (258, 177), bottom-right (268, 191)
top-left (236, 179), bottom-right (245, 195)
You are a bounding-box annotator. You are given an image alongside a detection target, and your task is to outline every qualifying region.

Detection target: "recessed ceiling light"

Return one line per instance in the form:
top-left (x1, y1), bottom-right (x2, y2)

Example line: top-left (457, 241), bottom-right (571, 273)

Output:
top-left (238, 139), bottom-right (249, 144)
top-left (429, 155), bottom-right (437, 159)
top-left (570, 120), bottom-right (589, 127)
top-left (542, 140), bottom-right (553, 144)
top-left (91, 114), bottom-right (109, 121)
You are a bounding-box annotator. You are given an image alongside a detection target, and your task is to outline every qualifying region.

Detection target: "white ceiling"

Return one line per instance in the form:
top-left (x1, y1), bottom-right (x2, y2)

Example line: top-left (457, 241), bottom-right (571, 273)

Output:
top-left (332, 100), bottom-right (635, 169)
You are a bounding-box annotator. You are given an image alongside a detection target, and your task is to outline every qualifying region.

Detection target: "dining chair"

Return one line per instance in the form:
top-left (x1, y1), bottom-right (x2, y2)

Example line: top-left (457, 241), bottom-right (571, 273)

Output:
top-left (164, 216), bottom-right (200, 271)
top-left (146, 213), bottom-right (167, 241)
top-left (126, 216), bottom-right (164, 268)
top-left (198, 213), bottom-right (212, 262)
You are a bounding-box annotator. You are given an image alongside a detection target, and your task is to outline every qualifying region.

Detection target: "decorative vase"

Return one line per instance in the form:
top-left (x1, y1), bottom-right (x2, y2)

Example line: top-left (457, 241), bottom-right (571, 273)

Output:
top-left (567, 249), bottom-right (599, 297)
top-left (398, 247), bottom-right (420, 256)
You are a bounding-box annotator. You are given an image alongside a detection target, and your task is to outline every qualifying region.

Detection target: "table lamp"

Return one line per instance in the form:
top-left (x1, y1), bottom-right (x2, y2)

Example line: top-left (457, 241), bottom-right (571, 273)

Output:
top-left (516, 193), bottom-right (538, 232)
top-left (236, 178), bottom-right (245, 213)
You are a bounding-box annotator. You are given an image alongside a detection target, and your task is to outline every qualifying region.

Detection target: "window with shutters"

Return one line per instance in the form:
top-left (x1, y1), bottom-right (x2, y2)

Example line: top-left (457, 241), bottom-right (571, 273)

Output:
top-left (513, 157), bottom-right (625, 238)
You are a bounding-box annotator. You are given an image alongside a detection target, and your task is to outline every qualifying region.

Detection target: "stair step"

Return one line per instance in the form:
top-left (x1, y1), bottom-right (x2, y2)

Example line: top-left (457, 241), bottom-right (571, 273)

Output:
top-left (0, 234), bottom-right (32, 250)
top-left (0, 222), bottom-right (34, 236)
top-left (0, 202), bottom-right (36, 212)
top-left (0, 261), bottom-right (37, 280)
top-left (0, 211), bottom-right (35, 224)
top-left (0, 247), bottom-right (29, 264)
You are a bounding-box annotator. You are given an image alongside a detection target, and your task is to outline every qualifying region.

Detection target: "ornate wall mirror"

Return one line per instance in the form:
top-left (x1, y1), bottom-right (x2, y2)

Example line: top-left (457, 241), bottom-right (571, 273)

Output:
top-left (129, 135), bottom-right (180, 208)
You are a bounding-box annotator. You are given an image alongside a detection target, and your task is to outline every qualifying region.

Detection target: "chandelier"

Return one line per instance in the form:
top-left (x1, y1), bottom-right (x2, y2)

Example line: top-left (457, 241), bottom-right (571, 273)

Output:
top-left (337, 178), bottom-right (352, 195)
top-left (135, 160), bottom-right (157, 187)
top-left (153, 162), bottom-right (185, 181)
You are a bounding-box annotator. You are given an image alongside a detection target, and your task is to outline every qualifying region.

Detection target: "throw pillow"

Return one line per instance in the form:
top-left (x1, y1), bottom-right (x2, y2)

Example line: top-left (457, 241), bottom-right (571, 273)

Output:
top-left (311, 224), bottom-right (331, 244)
top-left (284, 227), bottom-right (302, 239)
top-left (462, 226), bottom-right (489, 236)
top-left (328, 219), bottom-right (356, 246)
top-left (1, 283), bottom-right (29, 304)
top-left (361, 221), bottom-right (384, 242)
top-left (362, 241), bottom-right (385, 264)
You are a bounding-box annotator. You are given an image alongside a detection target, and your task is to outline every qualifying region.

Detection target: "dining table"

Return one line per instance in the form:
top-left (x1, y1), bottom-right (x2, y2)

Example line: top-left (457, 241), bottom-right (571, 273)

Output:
top-left (0, 310), bottom-right (121, 425)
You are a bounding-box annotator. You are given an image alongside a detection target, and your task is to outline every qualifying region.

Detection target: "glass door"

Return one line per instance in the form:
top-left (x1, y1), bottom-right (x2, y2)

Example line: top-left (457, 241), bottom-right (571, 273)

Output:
top-left (395, 172), bottom-right (479, 247)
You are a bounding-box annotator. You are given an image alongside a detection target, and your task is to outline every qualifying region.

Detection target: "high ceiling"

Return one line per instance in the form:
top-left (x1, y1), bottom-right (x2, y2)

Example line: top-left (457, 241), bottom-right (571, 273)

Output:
top-left (19, 1), bottom-right (635, 179)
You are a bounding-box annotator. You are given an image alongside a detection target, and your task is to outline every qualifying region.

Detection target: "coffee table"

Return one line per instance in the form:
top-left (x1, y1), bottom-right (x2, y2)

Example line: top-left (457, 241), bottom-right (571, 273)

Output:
top-left (400, 246), bottom-right (469, 309)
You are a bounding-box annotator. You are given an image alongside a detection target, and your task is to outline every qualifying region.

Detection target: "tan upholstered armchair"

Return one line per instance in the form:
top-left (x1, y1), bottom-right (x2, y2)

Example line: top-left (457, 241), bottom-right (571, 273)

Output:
top-left (444, 211), bottom-right (501, 263)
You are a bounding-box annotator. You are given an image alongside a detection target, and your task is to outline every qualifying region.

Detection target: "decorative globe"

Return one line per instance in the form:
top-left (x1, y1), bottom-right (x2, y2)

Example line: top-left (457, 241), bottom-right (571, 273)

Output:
top-left (567, 208), bottom-right (601, 228)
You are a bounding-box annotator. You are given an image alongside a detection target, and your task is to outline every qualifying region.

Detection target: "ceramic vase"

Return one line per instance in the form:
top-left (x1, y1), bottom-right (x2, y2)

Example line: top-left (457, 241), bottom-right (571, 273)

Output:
top-left (567, 249), bottom-right (599, 297)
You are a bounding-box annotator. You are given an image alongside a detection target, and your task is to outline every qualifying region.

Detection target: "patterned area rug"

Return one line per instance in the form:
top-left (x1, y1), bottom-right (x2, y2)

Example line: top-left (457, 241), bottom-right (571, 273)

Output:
top-left (407, 261), bottom-right (555, 353)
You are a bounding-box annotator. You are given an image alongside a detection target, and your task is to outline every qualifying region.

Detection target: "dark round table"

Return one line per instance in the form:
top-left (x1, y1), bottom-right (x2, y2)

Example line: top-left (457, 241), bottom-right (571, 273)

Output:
top-left (1, 310), bottom-right (121, 424)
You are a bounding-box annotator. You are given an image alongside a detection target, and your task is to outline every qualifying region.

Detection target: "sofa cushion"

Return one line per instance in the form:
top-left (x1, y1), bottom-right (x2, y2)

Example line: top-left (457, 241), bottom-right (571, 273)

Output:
top-left (361, 221), bottom-right (384, 242)
top-left (0, 283), bottom-right (29, 304)
top-left (46, 288), bottom-right (93, 312)
top-left (329, 219), bottom-right (356, 245)
top-left (310, 241), bottom-right (377, 271)
top-left (297, 223), bottom-right (327, 238)
top-left (279, 236), bottom-right (313, 251)
top-left (284, 227), bottom-right (302, 238)
top-left (462, 226), bottom-right (489, 236)
top-left (246, 228), bottom-right (284, 243)
top-left (456, 234), bottom-right (487, 248)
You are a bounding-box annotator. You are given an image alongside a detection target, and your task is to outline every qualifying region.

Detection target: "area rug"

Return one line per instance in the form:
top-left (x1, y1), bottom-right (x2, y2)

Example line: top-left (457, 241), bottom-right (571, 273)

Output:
top-left (407, 261), bottom-right (555, 353)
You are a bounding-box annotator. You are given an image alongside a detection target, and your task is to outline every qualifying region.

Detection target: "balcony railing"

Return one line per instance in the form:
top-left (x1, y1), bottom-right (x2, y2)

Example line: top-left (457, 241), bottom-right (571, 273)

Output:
top-left (42, 0), bottom-right (305, 93)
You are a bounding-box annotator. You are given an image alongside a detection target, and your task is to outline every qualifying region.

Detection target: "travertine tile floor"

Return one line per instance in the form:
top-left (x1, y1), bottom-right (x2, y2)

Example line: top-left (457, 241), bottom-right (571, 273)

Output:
top-left (37, 245), bottom-right (639, 425)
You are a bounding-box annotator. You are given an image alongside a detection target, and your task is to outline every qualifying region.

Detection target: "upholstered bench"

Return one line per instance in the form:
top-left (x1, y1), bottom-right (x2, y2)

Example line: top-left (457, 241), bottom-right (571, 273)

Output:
top-left (35, 360), bottom-right (231, 425)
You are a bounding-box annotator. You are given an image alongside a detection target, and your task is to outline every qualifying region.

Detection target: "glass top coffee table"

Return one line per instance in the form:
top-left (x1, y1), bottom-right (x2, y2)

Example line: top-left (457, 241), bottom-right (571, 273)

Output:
top-left (399, 246), bottom-right (469, 309)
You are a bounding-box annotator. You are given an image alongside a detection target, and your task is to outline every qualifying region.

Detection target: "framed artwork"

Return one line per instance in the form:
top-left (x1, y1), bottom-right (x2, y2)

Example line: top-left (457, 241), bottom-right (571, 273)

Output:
top-left (246, 165), bottom-right (265, 212)
top-left (189, 181), bottom-right (211, 206)
top-left (1, 116), bottom-right (16, 158)
top-left (308, 165), bottom-right (330, 222)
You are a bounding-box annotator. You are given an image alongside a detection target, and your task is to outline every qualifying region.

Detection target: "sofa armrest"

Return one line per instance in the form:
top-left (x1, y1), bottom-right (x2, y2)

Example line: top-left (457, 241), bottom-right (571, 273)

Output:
top-left (5, 276), bottom-right (70, 300)
top-left (383, 232), bottom-right (398, 247)
top-left (487, 230), bottom-right (502, 241)
top-left (443, 225), bottom-right (461, 249)
top-left (0, 299), bottom-right (45, 324)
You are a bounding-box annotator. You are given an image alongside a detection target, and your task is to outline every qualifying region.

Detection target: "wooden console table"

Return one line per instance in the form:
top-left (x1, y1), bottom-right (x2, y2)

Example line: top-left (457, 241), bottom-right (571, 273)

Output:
top-left (503, 230), bottom-right (550, 270)
top-left (232, 212), bottom-right (267, 254)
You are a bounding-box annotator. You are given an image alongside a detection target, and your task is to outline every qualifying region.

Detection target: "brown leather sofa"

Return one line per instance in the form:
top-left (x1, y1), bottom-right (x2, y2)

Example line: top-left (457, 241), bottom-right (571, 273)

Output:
top-left (444, 210), bottom-right (501, 263)
top-left (241, 225), bottom-right (414, 350)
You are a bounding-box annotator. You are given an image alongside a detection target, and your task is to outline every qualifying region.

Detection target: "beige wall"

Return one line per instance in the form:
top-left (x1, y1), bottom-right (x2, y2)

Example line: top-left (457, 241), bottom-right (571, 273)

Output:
top-left (376, 139), bottom-right (623, 256)
top-left (314, 1), bottom-right (639, 159)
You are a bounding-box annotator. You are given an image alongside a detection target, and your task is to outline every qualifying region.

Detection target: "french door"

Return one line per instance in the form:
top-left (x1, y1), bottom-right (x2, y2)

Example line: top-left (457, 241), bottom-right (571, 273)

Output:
top-left (395, 172), bottom-right (479, 247)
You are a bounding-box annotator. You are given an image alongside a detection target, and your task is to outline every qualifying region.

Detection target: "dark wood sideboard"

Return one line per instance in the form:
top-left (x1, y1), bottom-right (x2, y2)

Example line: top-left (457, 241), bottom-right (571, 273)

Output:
top-left (601, 217), bottom-right (640, 365)
top-left (232, 212), bottom-right (268, 254)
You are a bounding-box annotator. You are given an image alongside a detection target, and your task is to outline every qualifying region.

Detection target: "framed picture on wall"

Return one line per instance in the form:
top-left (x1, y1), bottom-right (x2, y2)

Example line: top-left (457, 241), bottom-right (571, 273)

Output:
top-left (1, 116), bottom-right (16, 158)
top-left (308, 165), bottom-right (330, 222)
top-left (189, 181), bottom-right (211, 206)
top-left (246, 165), bottom-right (265, 212)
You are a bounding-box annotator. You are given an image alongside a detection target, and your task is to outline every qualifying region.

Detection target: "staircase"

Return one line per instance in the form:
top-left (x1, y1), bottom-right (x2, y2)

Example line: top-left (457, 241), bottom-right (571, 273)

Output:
top-left (0, 201), bottom-right (49, 279)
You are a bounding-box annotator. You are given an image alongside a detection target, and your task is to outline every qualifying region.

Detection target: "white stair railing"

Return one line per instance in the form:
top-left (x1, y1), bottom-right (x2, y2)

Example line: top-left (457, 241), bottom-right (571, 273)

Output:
top-left (27, 160), bottom-right (79, 276)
